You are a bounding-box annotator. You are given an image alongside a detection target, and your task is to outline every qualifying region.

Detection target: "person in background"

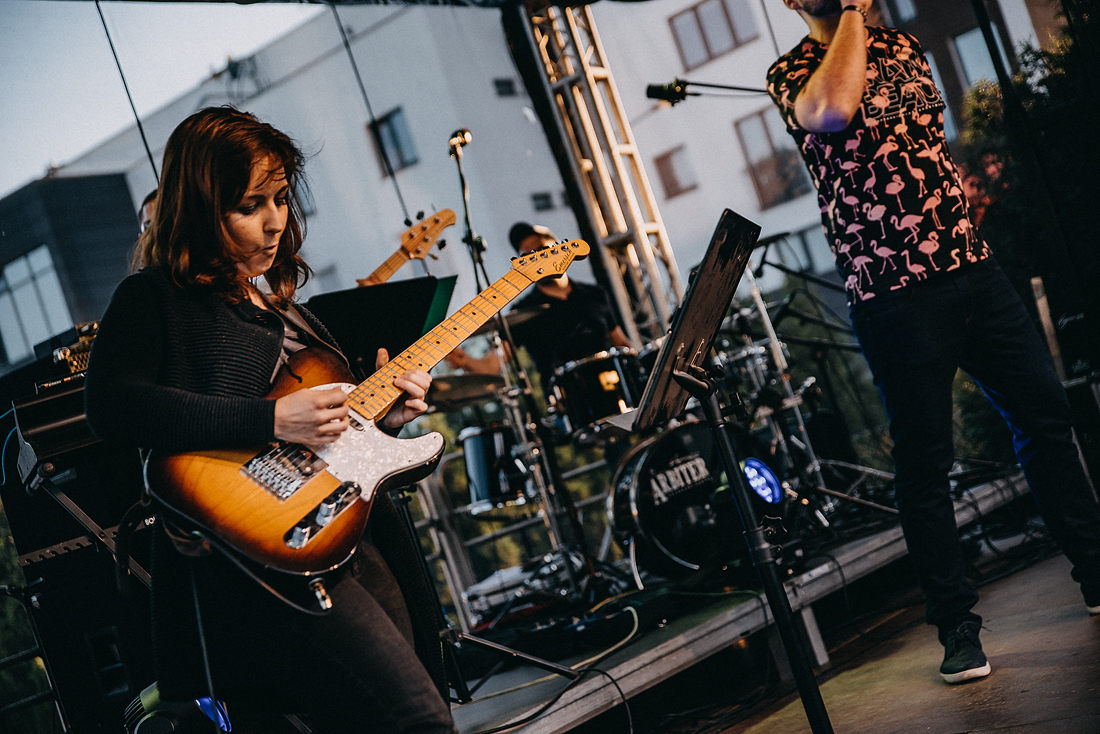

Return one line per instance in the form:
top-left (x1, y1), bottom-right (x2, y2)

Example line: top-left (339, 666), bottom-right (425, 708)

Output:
top-left (138, 188), bottom-right (157, 234)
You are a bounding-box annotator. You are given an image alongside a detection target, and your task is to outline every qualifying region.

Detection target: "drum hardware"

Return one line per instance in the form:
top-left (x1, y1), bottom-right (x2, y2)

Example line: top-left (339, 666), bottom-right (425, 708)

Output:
top-left (731, 262), bottom-right (904, 545)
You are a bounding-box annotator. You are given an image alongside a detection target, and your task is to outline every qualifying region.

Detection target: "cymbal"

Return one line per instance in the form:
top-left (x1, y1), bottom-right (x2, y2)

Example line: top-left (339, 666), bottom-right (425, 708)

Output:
top-left (428, 373), bottom-right (506, 411)
top-left (468, 305), bottom-right (549, 338)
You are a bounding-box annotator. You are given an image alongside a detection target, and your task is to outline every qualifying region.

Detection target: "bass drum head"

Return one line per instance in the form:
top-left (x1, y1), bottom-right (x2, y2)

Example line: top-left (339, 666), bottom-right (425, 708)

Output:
top-left (607, 421), bottom-right (787, 581)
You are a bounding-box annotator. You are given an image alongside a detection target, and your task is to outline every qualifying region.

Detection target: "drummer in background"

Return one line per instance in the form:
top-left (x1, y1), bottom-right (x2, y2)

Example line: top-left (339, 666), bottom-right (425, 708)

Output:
top-left (446, 221), bottom-right (633, 390)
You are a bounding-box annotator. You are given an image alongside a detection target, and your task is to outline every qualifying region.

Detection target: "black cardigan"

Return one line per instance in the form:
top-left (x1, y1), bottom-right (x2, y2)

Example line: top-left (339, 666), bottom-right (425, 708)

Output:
top-left (84, 267), bottom-right (446, 699)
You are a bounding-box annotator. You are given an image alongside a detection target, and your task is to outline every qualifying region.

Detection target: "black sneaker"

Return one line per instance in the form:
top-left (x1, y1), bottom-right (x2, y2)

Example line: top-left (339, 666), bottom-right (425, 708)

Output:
top-left (1084, 585), bottom-right (1100, 615)
top-left (939, 622), bottom-right (991, 684)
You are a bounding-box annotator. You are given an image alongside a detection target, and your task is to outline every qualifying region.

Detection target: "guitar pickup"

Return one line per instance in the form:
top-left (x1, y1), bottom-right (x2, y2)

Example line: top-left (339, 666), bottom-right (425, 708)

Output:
top-left (242, 443), bottom-right (329, 500)
top-left (285, 482), bottom-right (361, 550)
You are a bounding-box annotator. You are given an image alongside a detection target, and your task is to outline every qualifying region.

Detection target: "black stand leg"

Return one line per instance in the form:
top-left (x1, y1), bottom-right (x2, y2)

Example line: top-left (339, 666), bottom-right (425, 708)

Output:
top-left (390, 488), bottom-right (580, 705)
top-left (674, 369), bottom-right (835, 734)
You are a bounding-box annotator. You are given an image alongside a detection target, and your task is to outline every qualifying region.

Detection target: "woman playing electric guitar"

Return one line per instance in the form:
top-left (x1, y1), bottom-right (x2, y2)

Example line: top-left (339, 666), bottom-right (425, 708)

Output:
top-left (85, 106), bottom-right (456, 733)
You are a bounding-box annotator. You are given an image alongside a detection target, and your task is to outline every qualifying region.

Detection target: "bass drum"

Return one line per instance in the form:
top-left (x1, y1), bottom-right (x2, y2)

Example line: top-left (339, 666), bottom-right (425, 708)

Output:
top-left (607, 421), bottom-right (788, 580)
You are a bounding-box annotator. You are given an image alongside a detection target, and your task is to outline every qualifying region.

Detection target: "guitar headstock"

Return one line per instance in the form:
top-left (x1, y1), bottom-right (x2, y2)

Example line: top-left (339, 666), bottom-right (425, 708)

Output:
top-left (399, 209), bottom-right (457, 260)
top-left (511, 240), bottom-right (590, 283)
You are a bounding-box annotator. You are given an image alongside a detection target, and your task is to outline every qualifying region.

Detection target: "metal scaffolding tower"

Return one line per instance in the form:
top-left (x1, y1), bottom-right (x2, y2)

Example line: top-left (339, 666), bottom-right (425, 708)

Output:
top-left (507, 1), bottom-right (685, 345)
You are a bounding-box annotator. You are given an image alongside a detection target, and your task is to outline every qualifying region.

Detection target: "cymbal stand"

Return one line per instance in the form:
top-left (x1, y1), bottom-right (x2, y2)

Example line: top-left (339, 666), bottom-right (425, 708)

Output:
top-left (741, 266), bottom-right (835, 526)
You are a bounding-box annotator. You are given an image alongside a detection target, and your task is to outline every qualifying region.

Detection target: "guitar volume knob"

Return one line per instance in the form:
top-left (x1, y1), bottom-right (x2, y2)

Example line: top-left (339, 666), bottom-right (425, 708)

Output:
top-left (315, 500), bottom-right (338, 526)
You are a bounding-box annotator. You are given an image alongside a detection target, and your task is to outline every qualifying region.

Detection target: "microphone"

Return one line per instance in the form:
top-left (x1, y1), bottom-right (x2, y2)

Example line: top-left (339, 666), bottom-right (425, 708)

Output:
top-left (645, 80), bottom-right (691, 105)
top-left (448, 129), bottom-right (472, 149)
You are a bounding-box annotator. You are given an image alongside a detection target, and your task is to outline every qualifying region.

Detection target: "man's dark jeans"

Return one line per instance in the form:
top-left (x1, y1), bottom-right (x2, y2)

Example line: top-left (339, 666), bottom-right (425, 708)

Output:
top-left (850, 258), bottom-right (1100, 633)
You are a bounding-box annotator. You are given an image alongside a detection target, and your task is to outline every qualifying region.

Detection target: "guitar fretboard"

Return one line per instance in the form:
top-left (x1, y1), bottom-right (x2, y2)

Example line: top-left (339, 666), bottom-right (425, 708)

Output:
top-left (349, 269), bottom-right (533, 420)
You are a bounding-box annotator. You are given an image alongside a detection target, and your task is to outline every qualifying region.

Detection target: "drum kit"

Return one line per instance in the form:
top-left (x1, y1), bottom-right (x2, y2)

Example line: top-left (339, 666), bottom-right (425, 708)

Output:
top-left (432, 269), bottom-right (900, 618)
top-left (424, 220), bottom-right (901, 636)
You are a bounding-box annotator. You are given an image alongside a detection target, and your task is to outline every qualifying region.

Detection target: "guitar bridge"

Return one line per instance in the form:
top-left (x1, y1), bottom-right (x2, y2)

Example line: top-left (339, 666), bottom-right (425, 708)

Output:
top-left (241, 443), bottom-right (329, 500)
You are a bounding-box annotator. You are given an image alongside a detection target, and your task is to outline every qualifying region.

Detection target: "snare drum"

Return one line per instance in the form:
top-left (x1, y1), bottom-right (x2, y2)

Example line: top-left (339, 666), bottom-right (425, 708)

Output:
top-left (458, 423), bottom-right (528, 510)
top-left (549, 348), bottom-right (645, 444)
top-left (607, 421), bottom-right (787, 580)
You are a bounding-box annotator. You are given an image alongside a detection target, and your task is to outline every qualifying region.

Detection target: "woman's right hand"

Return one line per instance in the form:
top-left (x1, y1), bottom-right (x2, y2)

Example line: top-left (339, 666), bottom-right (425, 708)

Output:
top-left (274, 387), bottom-right (349, 445)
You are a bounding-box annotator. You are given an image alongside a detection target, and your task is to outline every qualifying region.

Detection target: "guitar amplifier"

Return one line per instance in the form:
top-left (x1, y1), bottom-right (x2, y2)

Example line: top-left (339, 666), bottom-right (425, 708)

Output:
top-left (14, 372), bottom-right (102, 484)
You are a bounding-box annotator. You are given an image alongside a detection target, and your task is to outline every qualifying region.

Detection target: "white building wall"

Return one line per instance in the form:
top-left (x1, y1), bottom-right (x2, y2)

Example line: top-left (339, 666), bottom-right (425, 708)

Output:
top-left (59, 6), bottom-right (585, 313)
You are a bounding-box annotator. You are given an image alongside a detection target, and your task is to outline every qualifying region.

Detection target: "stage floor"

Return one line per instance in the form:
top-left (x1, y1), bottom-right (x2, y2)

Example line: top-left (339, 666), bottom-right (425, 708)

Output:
top-left (449, 471), bottom-right (1085, 734)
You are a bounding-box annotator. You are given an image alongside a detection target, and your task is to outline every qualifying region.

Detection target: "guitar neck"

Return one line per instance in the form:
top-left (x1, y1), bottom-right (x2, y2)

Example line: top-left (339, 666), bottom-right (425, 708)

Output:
top-left (363, 250), bottom-right (411, 286)
top-left (349, 269), bottom-right (534, 420)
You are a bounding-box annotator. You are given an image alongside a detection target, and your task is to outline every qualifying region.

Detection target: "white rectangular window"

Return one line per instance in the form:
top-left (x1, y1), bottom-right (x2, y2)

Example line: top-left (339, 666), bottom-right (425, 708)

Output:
top-left (369, 108), bottom-right (419, 176)
top-left (0, 245), bottom-right (73, 365)
top-left (735, 108), bottom-right (813, 209)
top-left (892, 0), bottom-right (917, 23)
top-left (670, 0), bottom-right (759, 71)
top-left (654, 145), bottom-right (699, 199)
top-left (953, 26), bottom-right (1010, 89)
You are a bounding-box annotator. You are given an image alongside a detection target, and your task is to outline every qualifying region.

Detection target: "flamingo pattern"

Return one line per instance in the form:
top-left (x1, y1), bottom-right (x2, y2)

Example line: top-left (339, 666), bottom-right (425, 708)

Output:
top-left (766, 26), bottom-right (992, 301)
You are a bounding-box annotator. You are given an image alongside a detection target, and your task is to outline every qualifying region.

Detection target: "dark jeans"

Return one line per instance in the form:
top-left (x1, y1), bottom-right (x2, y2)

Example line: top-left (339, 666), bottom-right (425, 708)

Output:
top-left (164, 546), bottom-right (456, 734)
top-left (850, 259), bottom-right (1100, 635)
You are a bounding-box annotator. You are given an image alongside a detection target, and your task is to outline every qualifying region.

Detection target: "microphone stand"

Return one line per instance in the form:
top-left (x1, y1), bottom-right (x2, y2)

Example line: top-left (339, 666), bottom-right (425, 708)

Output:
top-left (449, 129), bottom-right (487, 290)
top-left (446, 131), bottom-right (593, 595)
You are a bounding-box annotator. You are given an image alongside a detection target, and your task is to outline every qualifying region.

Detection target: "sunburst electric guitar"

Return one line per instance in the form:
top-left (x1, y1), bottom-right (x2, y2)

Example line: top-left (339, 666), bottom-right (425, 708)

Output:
top-left (145, 240), bottom-right (590, 576)
top-left (356, 209), bottom-right (456, 287)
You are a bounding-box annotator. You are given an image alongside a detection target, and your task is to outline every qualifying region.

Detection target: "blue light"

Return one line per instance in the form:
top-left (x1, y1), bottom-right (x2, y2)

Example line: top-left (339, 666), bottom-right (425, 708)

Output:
top-left (744, 458), bottom-right (783, 504)
top-left (195, 698), bottom-right (232, 731)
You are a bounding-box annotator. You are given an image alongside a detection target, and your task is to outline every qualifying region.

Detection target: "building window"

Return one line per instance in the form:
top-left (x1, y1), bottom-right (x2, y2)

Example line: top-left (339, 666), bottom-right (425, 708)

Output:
top-left (0, 245), bottom-right (73, 366)
top-left (953, 26), bottom-right (1011, 89)
top-left (924, 52), bottom-right (959, 142)
top-left (889, 0), bottom-right (917, 23)
top-left (531, 192), bottom-right (555, 211)
top-left (735, 108), bottom-right (813, 210)
top-left (368, 108), bottom-right (418, 176)
top-left (494, 78), bottom-right (518, 97)
top-left (670, 0), bottom-right (759, 71)
top-left (654, 146), bottom-right (699, 199)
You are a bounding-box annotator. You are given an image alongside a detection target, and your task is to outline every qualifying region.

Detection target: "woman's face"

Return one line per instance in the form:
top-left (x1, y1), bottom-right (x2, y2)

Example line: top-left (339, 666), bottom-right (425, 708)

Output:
top-left (224, 157), bottom-right (289, 279)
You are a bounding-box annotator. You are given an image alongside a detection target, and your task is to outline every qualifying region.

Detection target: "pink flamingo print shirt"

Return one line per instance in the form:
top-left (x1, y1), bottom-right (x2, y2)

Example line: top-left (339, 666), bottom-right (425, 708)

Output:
top-left (766, 26), bottom-right (991, 302)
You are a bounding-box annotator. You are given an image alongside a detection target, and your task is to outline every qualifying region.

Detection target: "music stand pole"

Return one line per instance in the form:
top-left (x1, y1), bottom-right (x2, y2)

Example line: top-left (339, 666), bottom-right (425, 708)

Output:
top-left (672, 368), bottom-right (835, 734)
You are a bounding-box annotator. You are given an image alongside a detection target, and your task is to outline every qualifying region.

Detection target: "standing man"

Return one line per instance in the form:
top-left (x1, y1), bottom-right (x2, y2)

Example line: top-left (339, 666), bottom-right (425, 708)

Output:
top-left (767, 0), bottom-right (1100, 683)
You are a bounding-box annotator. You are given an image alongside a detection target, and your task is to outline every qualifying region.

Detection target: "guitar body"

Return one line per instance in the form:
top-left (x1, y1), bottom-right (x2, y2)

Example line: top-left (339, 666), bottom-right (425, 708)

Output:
top-left (146, 348), bottom-right (446, 574)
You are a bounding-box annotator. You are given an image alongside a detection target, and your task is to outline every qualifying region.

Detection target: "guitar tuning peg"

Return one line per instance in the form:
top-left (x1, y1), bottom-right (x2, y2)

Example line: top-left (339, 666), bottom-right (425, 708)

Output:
top-left (404, 218), bottom-right (413, 227)
top-left (416, 210), bottom-right (425, 221)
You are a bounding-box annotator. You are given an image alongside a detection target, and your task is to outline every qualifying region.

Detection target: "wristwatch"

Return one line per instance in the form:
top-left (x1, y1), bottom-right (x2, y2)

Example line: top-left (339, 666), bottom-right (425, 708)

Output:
top-left (843, 5), bottom-right (868, 22)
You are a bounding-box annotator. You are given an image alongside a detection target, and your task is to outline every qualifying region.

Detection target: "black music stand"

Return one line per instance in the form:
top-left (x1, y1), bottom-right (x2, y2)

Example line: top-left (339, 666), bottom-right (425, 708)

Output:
top-left (609, 209), bottom-right (835, 734)
top-left (306, 275), bottom-right (456, 379)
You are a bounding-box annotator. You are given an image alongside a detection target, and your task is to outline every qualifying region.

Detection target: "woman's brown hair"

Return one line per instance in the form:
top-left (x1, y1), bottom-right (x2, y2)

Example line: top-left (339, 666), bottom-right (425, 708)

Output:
top-left (135, 106), bottom-right (310, 307)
